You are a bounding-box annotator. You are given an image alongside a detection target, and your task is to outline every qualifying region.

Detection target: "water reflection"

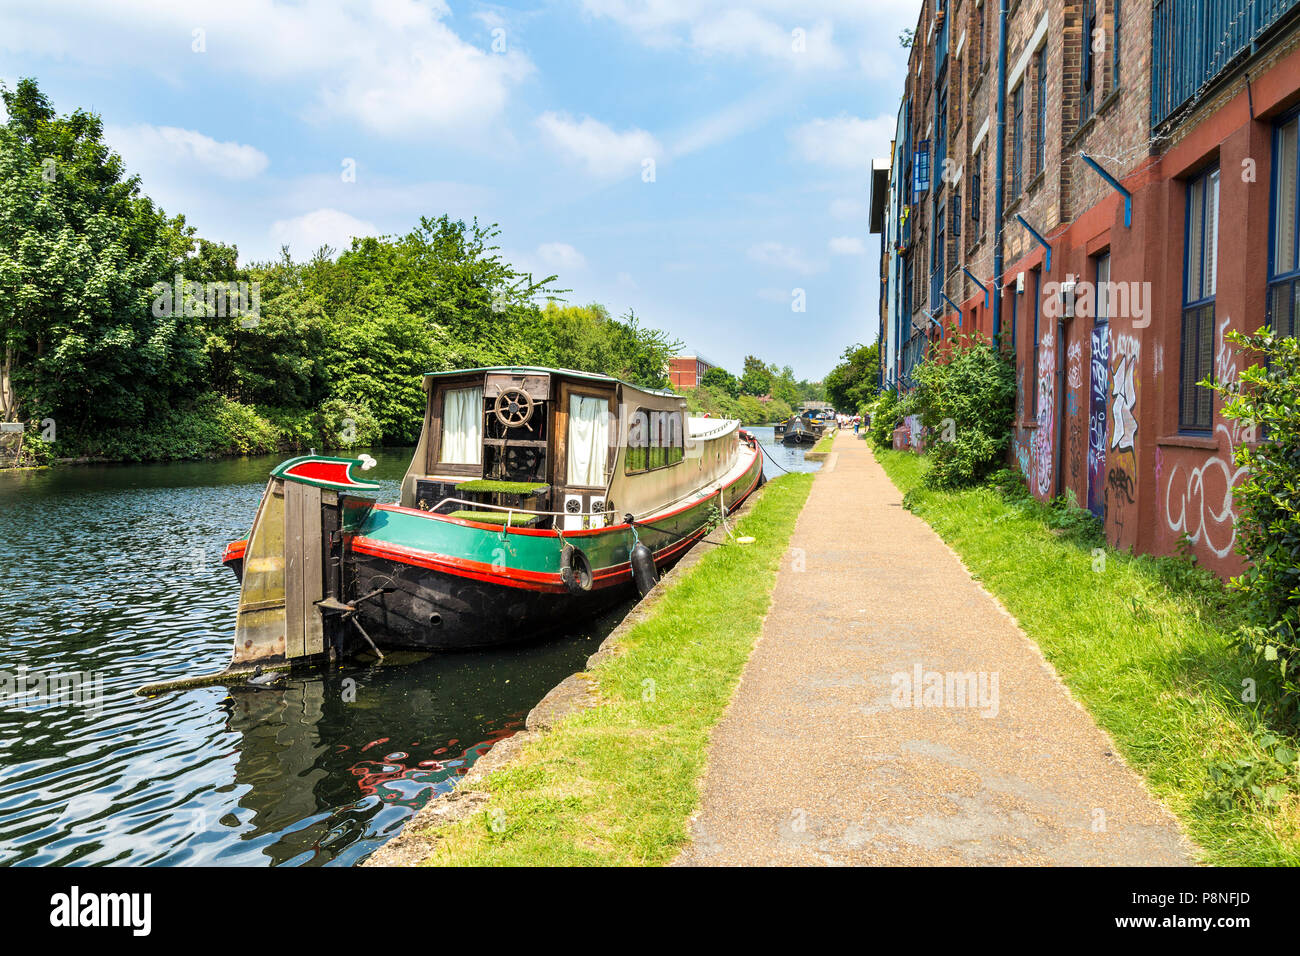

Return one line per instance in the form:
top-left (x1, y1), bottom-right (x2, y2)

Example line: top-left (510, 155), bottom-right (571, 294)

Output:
top-left (0, 449), bottom-right (624, 866)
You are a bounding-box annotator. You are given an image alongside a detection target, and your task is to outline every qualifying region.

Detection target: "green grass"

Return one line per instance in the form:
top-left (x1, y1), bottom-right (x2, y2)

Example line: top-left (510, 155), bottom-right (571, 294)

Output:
top-left (399, 471), bottom-right (816, 865)
top-left (454, 479), bottom-right (550, 494)
top-left (874, 447), bottom-right (1300, 866)
top-left (810, 430), bottom-right (835, 454)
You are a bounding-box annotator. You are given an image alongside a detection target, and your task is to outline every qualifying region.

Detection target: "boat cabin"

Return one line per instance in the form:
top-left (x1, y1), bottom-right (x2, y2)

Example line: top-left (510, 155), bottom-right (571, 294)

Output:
top-left (399, 367), bottom-right (739, 530)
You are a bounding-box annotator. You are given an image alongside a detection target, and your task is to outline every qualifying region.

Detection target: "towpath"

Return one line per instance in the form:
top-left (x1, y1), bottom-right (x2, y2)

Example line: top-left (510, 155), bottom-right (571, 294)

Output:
top-left (675, 431), bottom-right (1192, 866)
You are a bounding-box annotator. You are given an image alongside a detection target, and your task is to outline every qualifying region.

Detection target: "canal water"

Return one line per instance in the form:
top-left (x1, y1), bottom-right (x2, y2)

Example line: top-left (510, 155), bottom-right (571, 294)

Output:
top-left (0, 431), bottom-right (817, 866)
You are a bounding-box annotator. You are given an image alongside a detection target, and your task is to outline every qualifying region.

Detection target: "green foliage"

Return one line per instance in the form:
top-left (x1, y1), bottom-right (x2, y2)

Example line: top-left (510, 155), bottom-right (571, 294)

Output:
top-left (1205, 729), bottom-right (1299, 811)
top-left (739, 355), bottom-right (773, 396)
top-left (56, 393), bottom-right (280, 461)
top-left (0, 78), bottom-right (206, 430)
top-left (701, 365), bottom-right (740, 398)
top-left (1207, 327), bottom-right (1300, 706)
top-left (865, 388), bottom-right (901, 449)
top-left (912, 331), bottom-right (1016, 489)
top-left (823, 341), bottom-right (880, 412)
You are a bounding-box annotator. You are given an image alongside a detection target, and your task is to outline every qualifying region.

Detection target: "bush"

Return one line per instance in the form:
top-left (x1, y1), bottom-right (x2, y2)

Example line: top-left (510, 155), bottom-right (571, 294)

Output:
top-left (911, 331), bottom-right (1016, 489)
top-left (866, 389), bottom-right (901, 448)
top-left (1208, 327), bottom-right (1300, 705)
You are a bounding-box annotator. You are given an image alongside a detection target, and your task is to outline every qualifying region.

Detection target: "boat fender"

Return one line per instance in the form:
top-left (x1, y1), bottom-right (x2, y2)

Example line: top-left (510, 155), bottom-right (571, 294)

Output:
top-left (630, 541), bottom-right (659, 597)
top-left (559, 543), bottom-right (593, 594)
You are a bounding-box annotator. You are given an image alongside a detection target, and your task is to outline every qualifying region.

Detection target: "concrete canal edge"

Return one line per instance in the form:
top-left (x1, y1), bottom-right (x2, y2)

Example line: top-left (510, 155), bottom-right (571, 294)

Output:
top-left (363, 480), bottom-right (779, 867)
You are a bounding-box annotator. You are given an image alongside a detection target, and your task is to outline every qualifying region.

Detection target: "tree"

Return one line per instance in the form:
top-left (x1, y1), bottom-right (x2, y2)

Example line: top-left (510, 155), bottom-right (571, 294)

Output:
top-left (739, 354), bottom-right (773, 396)
top-left (0, 78), bottom-right (206, 428)
top-left (824, 341), bottom-right (881, 411)
top-left (702, 365), bottom-right (740, 398)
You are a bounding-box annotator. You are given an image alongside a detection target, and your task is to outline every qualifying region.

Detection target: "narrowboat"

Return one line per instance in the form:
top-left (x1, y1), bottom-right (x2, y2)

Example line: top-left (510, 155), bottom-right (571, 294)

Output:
top-left (217, 367), bottom-right (764, 672)
top-left (781, 416), bottom-right (817, 445)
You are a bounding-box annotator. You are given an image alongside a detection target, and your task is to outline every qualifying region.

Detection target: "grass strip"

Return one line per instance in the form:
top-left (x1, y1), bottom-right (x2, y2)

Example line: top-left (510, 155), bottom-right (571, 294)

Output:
top-left (454, 479), bottom-right (550, 494)
top-left (873, 447), bottom-right (1300, 865)
top-left (404, 471), bottom-right (815, 865)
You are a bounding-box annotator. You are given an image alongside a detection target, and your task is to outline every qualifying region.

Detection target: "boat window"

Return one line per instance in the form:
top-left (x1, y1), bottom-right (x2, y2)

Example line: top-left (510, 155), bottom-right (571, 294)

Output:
top-left (625, 408), bottom-right (684, 473)
top-left (567, 394), bottom-right (609, 486)
top-left (440, 385), bottom-right (483, 465)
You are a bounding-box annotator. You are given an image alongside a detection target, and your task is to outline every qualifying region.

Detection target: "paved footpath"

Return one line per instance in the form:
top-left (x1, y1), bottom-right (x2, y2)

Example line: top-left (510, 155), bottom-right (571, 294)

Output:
top-left (676, 431), bottom-right (1193, 866)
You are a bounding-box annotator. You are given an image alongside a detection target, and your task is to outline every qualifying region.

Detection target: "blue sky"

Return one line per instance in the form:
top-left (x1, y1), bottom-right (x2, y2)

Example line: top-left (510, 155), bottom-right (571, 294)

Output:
top-left (1, 0), bottom-right (915, 379)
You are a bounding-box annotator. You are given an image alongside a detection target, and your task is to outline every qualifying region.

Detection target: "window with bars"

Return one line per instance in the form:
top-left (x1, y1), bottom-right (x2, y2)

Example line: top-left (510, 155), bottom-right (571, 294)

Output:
top-left (914, 139), bottom-right (931, 200)
top-left (1012, 82), bottom-right (1024, 196)
top-left (1035, 46), bottom-right (1047, 176)
top-left (1081, 0), bottom-right (1096, 122)
top-left (1269, 111), bottom-right (1300, 340)
top-left (979, 0), bottom-right (987, 71)
top-left (1181, 166), bottom-right (1219, 432)
top-left (971, 146), bottom-right (983, 236)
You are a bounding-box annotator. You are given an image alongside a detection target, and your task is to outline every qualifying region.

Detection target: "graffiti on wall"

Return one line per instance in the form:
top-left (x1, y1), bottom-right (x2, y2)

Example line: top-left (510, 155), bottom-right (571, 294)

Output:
top-left (1106, 332), bottom-right (1141, 541)
top-left (1033, 332), bottom-right (1055, 496)
top-left (1086, 327), bottom-right (1109, 517)
top-left (1164, 316), bottom-right (1248, 558)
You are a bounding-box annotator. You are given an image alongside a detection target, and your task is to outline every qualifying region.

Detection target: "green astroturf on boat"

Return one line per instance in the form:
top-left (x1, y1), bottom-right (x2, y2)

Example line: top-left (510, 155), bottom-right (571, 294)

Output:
top-left (454, 479), bottom-right (550, 494)
top-left (447, 510), bottom-right (541, 526)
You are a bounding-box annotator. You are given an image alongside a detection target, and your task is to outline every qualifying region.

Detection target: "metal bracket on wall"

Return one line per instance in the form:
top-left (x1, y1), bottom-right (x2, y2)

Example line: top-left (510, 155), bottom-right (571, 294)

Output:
top-left (1014, 214), bottom-right (1052, 272)
top-left (961, 268), bottom-right (990, 308)
top-left (1078, 152), bottom-right (1132, 228)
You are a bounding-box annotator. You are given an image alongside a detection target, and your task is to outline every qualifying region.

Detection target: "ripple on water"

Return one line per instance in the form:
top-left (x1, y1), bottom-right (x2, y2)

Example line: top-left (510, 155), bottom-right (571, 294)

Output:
top-left (0, 451), bottom-right (622, 866)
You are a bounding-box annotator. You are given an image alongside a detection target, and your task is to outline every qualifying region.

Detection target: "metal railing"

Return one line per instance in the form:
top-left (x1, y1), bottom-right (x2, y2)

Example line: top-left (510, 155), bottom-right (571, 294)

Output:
top-left (1152, 0), bottom-right (1300, 126)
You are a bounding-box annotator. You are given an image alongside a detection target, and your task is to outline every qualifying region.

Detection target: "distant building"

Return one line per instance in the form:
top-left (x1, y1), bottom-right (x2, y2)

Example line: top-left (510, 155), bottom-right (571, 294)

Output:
top-left (668, 354), bottom-right (716, 389)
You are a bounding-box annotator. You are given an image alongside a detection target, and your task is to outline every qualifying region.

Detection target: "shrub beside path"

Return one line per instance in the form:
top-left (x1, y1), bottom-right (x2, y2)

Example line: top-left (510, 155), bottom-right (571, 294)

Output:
top-left (675, 431), bottom-right (1193, 866)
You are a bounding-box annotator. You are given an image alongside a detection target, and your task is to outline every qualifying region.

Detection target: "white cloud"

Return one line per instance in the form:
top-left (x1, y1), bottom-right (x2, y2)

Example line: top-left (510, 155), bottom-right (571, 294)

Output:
top-left (107, 124), bottom-right (269, 179)
top-left (269, 208), bottom-right (379, 256)
top-left (0, 0), bottom-right (533, 137)
top-left (748, 241), bottom-right (822, 275)
top-left (788, 113), bottom-right (894, 171)
top-left (537, 242), bottom-right (587, 270)
top-left (690, 11), bottom-right (841, 68)
top-left (536, 111), bottom-right (661, 179)
top-left (828, 236), bottom-right (866, 255)
top-left (829, 197), bottom-right (866, 220)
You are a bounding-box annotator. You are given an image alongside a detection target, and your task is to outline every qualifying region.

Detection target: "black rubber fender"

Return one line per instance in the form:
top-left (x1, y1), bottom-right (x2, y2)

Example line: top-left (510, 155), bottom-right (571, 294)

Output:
top-left (630, 541), bottom-right (659, 597)
top-left (559, 543), bottom-right (593, 594)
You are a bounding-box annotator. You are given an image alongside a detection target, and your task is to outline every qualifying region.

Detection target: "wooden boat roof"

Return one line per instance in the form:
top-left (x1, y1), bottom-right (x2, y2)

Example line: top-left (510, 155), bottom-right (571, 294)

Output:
top-left (423, 365), bottom-right (679, 398)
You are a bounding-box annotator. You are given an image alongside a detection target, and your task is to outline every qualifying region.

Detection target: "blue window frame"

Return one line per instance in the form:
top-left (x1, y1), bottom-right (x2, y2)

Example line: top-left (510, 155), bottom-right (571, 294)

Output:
top-left (1081, 0), bottom-right (1096, 122)
top-left (914, 139), bottom-right (931, 200)
top-left (936, 78), bottom-right (949, 186)
top-left (1181, 165), bottom-right (1219, 432)
top-left (1112, 0), bottom-right (1121, 88)
top-left (1030, 269), bottom-right (1041, 413)
top-left (1035, 47), bottom-right (1047, 176)
top-left (1012, 83), bottom-right (1025, 196)
top-left (1268, 110), bottom-right (1300, 339)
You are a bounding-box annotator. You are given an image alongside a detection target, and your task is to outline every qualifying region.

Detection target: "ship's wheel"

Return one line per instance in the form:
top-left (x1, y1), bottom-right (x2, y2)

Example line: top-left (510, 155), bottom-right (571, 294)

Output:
top-left (493, 387), bottom-right (534, 429)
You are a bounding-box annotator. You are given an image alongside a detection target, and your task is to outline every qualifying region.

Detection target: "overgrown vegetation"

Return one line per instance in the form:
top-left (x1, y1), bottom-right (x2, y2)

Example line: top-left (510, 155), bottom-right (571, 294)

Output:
top-left (878, 448), bottom-right (1300, 865)
top-left (0, 79), bottom-right (808, 463)
top-left (1208, 327), bottom-right (1300, 717)
top-left (865, 387), bottom-right (903, 449)
top-left (385, 473), bottom-right (815, 865)
top-left (823, 341), bottom-right (880, 414)
top-left (911, 329), bottom-right (1016, 488)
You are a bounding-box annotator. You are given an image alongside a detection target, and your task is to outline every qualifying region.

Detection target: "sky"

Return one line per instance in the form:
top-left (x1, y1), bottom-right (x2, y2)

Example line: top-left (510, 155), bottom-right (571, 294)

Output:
top-left (0, 0), bottom-right (916, 380)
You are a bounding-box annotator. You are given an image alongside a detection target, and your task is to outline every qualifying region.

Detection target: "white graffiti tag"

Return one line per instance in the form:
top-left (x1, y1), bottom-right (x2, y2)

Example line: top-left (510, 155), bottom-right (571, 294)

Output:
top-left (1110, 333), bottom-right (1139, 451)
top-left (1164, 425), bottom-right (1248, 558)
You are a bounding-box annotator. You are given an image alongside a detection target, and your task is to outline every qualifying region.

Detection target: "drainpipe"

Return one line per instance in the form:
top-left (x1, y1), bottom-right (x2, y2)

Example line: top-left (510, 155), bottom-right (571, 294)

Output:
top-left (991, 0), bottom-right (1009, 344)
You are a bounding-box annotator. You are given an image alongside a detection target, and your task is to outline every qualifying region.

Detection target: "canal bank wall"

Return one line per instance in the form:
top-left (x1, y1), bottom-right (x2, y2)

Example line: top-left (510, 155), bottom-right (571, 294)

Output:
top-left (362, 480), bottom-right (777, 867)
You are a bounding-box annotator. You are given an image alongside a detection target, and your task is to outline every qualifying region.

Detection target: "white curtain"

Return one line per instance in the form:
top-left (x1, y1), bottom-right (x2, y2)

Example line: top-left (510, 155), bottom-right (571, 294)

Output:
top-left (567, 395), bottom-right (608, 486)
top-left (441, 386), bottom-right (483, 465)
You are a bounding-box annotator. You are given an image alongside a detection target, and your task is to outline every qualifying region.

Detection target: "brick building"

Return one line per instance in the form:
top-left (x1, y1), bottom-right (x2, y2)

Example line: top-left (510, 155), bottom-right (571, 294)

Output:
top-left (667, 354), bottom-right (717, 389)
top-left (872, 0), bottom-right (1300, 577)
